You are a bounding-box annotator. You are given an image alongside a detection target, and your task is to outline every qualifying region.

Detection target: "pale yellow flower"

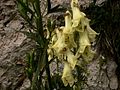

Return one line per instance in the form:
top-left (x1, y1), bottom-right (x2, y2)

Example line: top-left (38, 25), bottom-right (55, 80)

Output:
top-left (62, 11), bottom-right (77, 48)
top-left (71, 0), bottom-right (79, 8)
top-left (62, 61), bottom-right (75, 87)
top-left (63, 33), bottom-right (77, 48)
top-left (52, 37), bottom-right (68, 54)
top-left (47, 48), bottom-right (53, 61)
top-left (81, 18), bottom-right (98, 42)
top-left (66, 50), bottom-right (78, 69)
top-left (87, 25), bottom-right (98, 42)
top-left (63, 11), bottom-right (73, 34)
top-left (47, 0), bottom-right (98, 88)
top-left (52, 28), bottom-right (68, 54)
top-left (56, 28), bottom-right (63, 38)
top-left (82, 46), bottom-right (95, 62)
top-left (78, 30), bottom-right (90, 53)
top-left (72, 9), bottom-right (85, 30)
top-left (71, 0), bottom-right (86, 32)
top-left (51, 33), bottom-right (57, 44)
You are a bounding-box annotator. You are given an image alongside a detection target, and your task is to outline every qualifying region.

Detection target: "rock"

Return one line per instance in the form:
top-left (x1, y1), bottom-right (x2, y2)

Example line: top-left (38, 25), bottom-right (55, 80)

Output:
top-left (18, 78), bottom-right (31, 90)
top-left (0, 80), bottom-right (12, 90)
top-left (0, 68), bottom-right (6, 77)
top-left (87, 60), bottom-right (100, 87)
top-left (98, 71), bottom-right (109, 88)
top-left (110, 76), bottom-right (118, 89)
top-left (107, 60), bottom-right (117, 77)
top-left (87, 55), bottom-right (118, 90)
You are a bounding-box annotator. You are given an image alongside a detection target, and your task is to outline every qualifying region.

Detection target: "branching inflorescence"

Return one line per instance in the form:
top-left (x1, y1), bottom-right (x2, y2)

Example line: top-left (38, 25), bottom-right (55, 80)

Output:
top-left (48, 0), bottom-right (98, 87)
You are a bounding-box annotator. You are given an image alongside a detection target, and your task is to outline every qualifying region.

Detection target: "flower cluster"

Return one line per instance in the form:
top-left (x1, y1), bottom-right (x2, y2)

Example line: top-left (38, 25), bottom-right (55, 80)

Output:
top-left (48, 0), bottom-right (98, 87)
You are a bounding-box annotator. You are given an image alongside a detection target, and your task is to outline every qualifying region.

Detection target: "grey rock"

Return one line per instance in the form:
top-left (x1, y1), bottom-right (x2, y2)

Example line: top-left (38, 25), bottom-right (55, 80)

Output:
top-left (19, 78), bottom-right (31, 90)
top-left (110, 76), bottom-right (118, 89)
top-left (107, 60), bottom-right (117, 78)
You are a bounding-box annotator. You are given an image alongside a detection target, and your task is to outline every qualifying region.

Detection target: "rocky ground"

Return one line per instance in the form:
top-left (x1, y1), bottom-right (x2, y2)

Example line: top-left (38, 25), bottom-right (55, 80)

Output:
top-left (0, 0), bottom-right (34, 89)
top-left (0, 0), bottom-right (118, 90)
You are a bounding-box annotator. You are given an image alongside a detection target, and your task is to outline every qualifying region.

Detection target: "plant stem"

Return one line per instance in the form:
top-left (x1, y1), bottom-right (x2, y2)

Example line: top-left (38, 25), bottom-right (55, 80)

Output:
top-left (47, 0), bottom-right (51, 13)
top-left (35, 0), bottom-right (44, 44)
top-left (31, 54), bottom-right (41, 90)
top-left (45, 51), bottom-right (52, 90)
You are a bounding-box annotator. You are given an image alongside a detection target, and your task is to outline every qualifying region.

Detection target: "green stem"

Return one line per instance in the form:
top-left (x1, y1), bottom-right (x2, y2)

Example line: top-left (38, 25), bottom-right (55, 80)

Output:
top-left (34, 0), bottom-right (44, 44)
top-left (31, 48), bottom-right (46, 90)
top-left (31, 49), bottom-right (42, 90)
top-left (45, 51), bottom-right (52, 90)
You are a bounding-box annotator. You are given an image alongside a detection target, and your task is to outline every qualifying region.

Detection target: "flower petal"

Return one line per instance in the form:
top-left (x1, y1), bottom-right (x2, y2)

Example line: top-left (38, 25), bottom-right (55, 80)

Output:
top-left (78, 30), bottom-right (90, 53)
top-left (87, 26), bottom-right (98, 42)
top-left (82, 46), bottom-right (95, 62)
top-left (62, 62), bottom-right (75, 87)
top-left (66, 51), bottom-right (78, 69)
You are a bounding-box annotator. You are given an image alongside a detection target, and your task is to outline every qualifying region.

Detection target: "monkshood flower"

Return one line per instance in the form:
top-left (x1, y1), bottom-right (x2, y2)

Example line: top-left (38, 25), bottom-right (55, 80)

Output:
top-left (52, 11), bottom-right (77, 54)
top-left (82, 46), bottom-right (95, 62)
top-left (82, 18), bottom-right (98, 42)
top-left (87, 25), bottom-right (99, 42)
top-left (63, 11), bottom-right (73, 33)
top-left (63, 33), bottom-right (77, 48)
top-left (63, 11), bottom-right (77, 48)
top-left (52, 33), bottom-right (68, 54)
top-left (66, 50), bottom-right (78, 69)
top-left (62, 61), bottom-right (75, 87)
top-left (78, 30), bottom-right (90, 54)
top-left (71, 0), bottom-right (86, 32)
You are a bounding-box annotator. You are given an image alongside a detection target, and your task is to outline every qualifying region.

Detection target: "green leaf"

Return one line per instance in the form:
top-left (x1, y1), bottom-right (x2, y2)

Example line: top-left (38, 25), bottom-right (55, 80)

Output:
top-left (17, 0), bottom-right (34, 15)
top-left (20, 31), bottom-right (44, 47)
